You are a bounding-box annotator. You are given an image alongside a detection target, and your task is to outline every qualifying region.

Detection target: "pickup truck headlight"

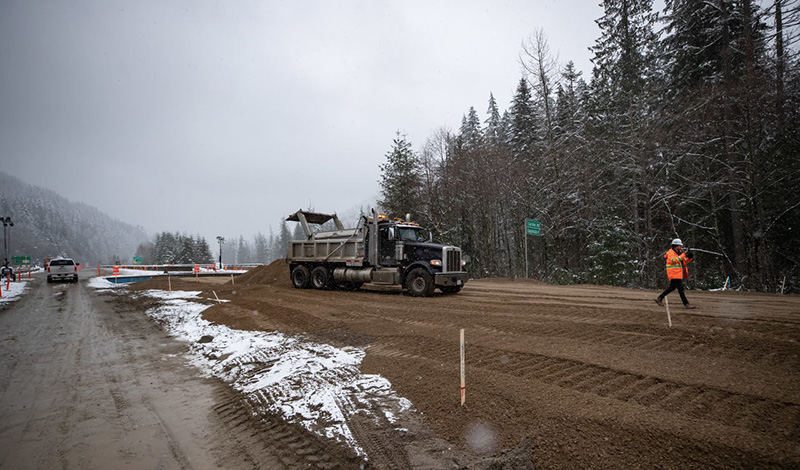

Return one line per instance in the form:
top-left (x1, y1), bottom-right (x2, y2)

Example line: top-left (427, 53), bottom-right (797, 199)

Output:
top-left (430, 259), bottom-right (442, 267)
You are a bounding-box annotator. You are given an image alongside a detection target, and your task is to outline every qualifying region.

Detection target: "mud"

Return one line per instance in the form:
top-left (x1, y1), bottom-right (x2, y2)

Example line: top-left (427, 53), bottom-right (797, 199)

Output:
top-left (126, 262), bottom-right (800, 469)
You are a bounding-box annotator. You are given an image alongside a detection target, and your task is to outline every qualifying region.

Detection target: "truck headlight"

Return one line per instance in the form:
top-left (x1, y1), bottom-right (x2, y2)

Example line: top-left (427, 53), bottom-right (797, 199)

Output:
top-left (461, 260), bottom-right (467, 267)
top-left (430, 259), bottom-right (442, 267)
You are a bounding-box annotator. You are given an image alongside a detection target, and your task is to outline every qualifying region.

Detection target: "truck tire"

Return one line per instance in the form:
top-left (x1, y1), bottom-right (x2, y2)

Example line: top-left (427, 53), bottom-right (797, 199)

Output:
top-left (406, 268), bottom-right (435, 297)
top-left (291, 265), bottom-right (311, 289)
top-left (441, 285), bottom-right (462, 294)
top-left (311, 266), bottom-right (332, 290)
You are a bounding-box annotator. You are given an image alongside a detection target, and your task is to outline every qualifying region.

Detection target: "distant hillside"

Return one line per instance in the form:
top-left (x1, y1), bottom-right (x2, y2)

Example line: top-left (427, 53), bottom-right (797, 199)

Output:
top-left (0, 172), bottom-right (147, 265)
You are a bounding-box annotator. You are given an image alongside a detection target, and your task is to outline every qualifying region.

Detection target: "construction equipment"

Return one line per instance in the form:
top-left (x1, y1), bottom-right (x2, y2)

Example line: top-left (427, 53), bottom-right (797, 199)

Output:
top-left (286, 209), bottom-right (468, 296)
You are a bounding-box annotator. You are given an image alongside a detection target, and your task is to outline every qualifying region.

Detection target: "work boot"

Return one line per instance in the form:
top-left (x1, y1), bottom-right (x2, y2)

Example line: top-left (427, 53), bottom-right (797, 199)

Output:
top-left (684, 303), bottom-right (697, 309)
top-left (654, 297), bottom-right (663, 306)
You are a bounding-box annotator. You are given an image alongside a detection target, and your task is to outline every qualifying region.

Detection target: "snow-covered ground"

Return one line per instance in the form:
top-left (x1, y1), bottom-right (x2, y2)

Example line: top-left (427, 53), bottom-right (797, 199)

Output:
top-left (89, 277), bottom-right (412, 456)
top-left (0, 279), bottom-right (30, 303)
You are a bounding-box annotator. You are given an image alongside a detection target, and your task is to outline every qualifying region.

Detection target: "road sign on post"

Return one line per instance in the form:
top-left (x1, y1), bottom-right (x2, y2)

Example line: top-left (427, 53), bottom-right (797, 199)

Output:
top-left (133, 256), bottom-right (142, 264)
top-left (525, 220), bottom-right (541, 236)
top-left (524, 219), bottom-right (542, 278)
top-left (11, 255), bottom-right (30, 265)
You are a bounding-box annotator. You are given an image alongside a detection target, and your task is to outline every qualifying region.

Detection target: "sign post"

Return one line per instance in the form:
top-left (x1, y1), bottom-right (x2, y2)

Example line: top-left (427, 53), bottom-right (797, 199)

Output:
top-left (524, 219), bottom-right (541, 278)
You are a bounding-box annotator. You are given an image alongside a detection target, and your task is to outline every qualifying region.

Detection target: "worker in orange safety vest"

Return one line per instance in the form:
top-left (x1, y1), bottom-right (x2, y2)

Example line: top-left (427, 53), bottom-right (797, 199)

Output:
top-left (655, 238), bottom-right (696, 309)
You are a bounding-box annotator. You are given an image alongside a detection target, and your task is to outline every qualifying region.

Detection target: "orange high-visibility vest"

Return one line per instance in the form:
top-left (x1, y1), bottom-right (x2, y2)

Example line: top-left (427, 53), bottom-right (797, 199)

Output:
top-left (665, 248), bottom-right (691, 280)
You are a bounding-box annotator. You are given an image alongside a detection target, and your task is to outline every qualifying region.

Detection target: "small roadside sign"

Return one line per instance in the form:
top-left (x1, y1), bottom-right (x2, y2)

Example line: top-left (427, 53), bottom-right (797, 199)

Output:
top-left (12, 256), bottom-right (30, 265)
top-left (525, 219), bottom-right (541, 236)
top-left (133, 256), bottom-right (142, 264)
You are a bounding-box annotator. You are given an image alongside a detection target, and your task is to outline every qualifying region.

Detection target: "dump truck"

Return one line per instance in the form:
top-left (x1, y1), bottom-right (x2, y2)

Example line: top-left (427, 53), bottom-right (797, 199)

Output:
top-left (286, 209), bottom-right (468, 296)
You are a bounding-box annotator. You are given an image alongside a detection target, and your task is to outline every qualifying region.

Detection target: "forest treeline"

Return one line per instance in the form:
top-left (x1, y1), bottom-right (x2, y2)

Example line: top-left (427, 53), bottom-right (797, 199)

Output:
top-left (134, 220), bottom-right (305, 266)
top-left (379, 0), bottom-right (800, 292)
top-left (0, 171), bottom-right (148, 265)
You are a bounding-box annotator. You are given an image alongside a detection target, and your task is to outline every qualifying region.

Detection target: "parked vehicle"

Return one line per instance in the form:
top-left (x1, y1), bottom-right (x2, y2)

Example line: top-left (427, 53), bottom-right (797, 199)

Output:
top-left (47, 257), bottom-right (79, 283)
top-left (286, 209), bottom-right (468, 296)
top-left (1, 264), bottom-right (14, 281)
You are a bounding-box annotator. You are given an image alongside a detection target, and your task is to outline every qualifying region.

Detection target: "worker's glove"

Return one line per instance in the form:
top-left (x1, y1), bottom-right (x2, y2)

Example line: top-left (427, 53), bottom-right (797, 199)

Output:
top-left (686, 251), bottom-right (694, 259)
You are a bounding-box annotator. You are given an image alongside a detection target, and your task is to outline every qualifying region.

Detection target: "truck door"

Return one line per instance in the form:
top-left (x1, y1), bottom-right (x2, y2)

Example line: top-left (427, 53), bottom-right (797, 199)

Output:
top-left (379, 226), bottom-right (397, 266)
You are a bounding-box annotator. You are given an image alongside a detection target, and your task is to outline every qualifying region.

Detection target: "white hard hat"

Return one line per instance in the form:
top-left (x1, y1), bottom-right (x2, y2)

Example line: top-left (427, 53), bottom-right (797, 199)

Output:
top-left (671, 238), bottom-right (683, 246)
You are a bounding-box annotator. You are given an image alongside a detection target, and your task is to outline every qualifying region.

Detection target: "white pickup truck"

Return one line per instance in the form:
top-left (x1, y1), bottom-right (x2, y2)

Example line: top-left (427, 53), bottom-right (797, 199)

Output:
top-left (47, 257), bottom-right (79, 283)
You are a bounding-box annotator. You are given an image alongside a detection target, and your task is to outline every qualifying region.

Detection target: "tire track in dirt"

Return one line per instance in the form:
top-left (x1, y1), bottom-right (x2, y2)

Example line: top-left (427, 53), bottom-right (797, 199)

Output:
top-left (372, 338), bottom-right (799, 441)
top-left (334, 289), bottom-right (800, 371)
top-left (214, 387), bottom-right (365, 469)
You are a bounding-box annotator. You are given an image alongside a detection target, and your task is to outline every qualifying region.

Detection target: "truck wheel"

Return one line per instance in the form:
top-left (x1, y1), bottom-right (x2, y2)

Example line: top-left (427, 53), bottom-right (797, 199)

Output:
top-left (291, 265), bottom-right (311, 289)
top-left (311, 266), bottom-right (332, 290)
top-left (406, 268), bottom-right (435, 297)
top-left (441, 285), bottom-right (462, 294)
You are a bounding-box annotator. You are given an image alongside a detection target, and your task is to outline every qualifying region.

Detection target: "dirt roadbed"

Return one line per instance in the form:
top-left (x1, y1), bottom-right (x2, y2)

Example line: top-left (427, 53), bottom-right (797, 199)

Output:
top-left (126, 262), bottom-right (800, 469)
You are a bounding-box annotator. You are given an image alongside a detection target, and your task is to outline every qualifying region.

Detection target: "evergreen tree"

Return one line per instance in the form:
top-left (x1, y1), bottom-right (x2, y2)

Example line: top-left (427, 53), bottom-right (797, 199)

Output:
top-left (507, 77), bottom-right (537, 159)
top-left (459, 106), bottom-right (482, 151)
top-left (378, 132), bottom-right (422, 217)
top-left (193, 235), bottom-right (212, 263)
top-left (484, 93), bottom-right (503, 147)
top-left (588, 0), bottom-right (663, 284)
top-left (277, 219), bottom-right (291, 260)
top-left (236, 236), bottom-right (250, 264)
top-left (253, 232), bottom-right (269, 264)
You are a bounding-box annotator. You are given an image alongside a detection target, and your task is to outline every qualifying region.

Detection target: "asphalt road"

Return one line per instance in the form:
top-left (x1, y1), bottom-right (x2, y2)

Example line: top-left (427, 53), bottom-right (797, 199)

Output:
top-left (0, 274), bottom-right (285, 470)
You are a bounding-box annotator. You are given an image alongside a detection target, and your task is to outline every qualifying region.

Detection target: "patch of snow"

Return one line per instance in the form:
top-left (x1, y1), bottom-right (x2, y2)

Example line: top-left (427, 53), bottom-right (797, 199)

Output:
top-left (0, 280), bottom-right (30, 303)
top-left (120, 288), bottom-right (413, 456)
top-left (87, 276), bottom-right (123, 290)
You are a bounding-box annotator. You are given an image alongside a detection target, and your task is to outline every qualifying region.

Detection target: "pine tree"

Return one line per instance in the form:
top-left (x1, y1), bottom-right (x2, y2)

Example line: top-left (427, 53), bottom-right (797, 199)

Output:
top-left (253, 232), bottom-right (269, 264)
top-left (484, 93), bottom-right (503, 147)
top-left (378, 132), bottom-right (422, 217)
top-left (507, 77), bottom-right (537, 159)
top-left (459, 106), bottom-right (482, 151)
top-left (588, 0), bottom-right (663, 284)
top-left (236, 236), bottom-right (250, 264)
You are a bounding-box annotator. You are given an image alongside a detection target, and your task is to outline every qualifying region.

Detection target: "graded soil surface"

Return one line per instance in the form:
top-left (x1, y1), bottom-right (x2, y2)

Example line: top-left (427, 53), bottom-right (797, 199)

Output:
top-left (129, 262), bottom-right (800, 469)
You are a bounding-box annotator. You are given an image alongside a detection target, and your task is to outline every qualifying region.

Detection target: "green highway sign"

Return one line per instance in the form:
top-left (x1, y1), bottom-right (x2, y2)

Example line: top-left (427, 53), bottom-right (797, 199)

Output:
top-left (12, 255), bottom-right (30, 265)
top-left (133, 256), bottom-right (143, 264)
top-left (525, 219), bottom-right (541, 236)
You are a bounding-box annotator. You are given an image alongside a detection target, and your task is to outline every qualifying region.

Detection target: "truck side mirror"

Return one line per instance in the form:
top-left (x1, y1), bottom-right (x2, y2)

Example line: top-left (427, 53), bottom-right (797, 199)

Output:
top-left (387, 227), bottom-right (396, 241)
top-left (428, 231), bottom-right (433, 242)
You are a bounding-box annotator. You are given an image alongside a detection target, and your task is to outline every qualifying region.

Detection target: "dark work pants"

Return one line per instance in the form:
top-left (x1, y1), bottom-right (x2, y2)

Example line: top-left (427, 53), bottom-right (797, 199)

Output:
top-left (659, 279), bottom-right (689, 305)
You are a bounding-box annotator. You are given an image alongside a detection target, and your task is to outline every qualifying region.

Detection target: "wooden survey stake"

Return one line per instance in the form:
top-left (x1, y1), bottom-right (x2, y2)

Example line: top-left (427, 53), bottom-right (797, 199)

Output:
top-left (460, 328), bottom-right (466, 406)
top-left (665, 297), bottom-right (672, 328)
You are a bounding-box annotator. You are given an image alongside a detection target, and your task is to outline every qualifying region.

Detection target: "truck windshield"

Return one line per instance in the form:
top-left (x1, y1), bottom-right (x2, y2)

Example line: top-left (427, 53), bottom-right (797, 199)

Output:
top-left (397, 227), bottom-right (428, 242)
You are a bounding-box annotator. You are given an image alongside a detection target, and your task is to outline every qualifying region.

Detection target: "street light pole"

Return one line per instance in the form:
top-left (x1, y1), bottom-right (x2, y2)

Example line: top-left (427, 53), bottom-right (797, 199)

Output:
top-left (216, 236), bottom-right (225, 268)
top-left (0, 217), bottom-right (12, 265)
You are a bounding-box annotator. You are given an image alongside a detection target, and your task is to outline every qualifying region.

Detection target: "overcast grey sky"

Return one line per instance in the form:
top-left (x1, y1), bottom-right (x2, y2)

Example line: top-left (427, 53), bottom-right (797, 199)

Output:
top-left (1, 0), bottom-right (616, 249)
